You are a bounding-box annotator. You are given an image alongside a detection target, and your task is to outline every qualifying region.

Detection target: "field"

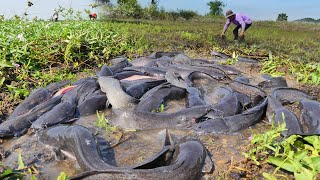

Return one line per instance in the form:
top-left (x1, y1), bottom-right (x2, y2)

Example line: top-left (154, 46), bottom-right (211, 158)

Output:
top-left (1, 18), bottom-right (320, 179)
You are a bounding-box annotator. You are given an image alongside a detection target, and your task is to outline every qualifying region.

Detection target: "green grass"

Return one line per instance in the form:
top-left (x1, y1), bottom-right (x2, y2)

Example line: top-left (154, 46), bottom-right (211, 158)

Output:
top-left (96, 111), bottom-right (117, 133)
top-left (243, 122), bottom-right (320, 180)
top-left (1, 17), bottom-right (320, 179)
top-left (0, 18), bottom-right (319, 116)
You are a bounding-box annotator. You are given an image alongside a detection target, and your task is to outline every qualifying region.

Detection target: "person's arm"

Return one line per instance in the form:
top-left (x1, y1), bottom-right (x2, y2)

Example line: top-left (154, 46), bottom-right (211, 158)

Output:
top-left (222, 19), bottom-right (231, 34)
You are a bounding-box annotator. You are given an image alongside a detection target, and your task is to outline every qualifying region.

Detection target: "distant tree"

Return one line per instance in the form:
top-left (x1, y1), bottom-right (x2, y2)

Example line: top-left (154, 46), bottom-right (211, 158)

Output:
top-left (207, 0), bottom-right (225, 16)
top-left (95, 0), bottom-right (110, 4)
top-left (277, 13), bottom-right (288, 21)
top-left (116, 0), bottom-right (143, 18)
top-left (151, 0), bottom-right (157, 5)
top-left (177, 9), bottom-right (198, 20)
top-left (117, 0), bottom-right (130, 5)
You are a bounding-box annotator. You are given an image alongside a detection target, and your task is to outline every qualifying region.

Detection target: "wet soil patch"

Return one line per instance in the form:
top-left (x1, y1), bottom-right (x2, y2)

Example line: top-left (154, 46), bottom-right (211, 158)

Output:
top-left (0, 54), bottom-right (315, 179)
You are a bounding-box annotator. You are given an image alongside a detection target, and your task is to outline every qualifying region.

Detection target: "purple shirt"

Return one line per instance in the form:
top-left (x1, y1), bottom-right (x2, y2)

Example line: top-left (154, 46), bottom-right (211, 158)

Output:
top-left (223, 13), bottom-right (252, 33)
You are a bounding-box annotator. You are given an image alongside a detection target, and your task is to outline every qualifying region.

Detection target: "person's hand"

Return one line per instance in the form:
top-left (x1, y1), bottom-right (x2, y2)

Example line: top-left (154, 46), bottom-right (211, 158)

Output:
top-left (239, 31), bottom-right (244, 37)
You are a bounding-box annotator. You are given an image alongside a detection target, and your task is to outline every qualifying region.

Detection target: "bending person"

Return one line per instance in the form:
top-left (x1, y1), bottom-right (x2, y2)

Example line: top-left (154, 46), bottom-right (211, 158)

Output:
top-left (221, 10), bottom-right (252, 41)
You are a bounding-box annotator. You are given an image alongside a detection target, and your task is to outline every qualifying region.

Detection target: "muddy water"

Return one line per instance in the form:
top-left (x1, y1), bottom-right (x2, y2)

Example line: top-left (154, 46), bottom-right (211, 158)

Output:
top-left (0, 61), bottom-right (308, 179)
top-left (1, 131), bottom-right (80, 178)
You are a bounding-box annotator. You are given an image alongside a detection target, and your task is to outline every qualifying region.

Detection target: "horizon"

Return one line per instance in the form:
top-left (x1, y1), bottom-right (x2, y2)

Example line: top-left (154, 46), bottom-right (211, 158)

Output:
top-left (0, 0), bottom-right (319, 21)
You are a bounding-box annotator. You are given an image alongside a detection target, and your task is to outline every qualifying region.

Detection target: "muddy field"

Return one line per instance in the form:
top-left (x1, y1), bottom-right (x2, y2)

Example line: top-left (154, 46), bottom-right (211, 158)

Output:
top-left (1, 55), bottom-right (319, 180)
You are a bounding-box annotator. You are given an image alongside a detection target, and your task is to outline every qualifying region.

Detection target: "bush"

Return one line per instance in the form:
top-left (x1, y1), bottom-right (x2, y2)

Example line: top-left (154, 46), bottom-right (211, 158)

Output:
top-left (177, 9), bottom-right (198, 20)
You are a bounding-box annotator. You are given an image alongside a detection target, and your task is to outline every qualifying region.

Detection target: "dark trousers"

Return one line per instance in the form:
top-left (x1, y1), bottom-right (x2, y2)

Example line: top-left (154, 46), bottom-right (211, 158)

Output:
top-left (233, 23), bottom-right (252, 40)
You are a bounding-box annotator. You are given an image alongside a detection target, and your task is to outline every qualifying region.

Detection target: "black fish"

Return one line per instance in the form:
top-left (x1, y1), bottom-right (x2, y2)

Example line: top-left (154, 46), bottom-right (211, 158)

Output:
top-left (98, 76), bottom-right (139, 109)
top-left (111, 105), bottom-right (212, 130)
top-left (71, 137), bottom-right (207, 180)
top-left (97, 65), bottom-right (113, 77)
top-left (135, 83), bottom-right (186, 112)
top-left (0, 96), bottom-right (62, 137)
top-left (258, 76), bottom-right (288, 89)
top-left (165, 70), bottom-right (188, 89)
top-left (271, 87), bottom-right (316, 104)
top-left (31, 98), bottom-right (77, 130)
top-left (299, 100), bottom-right (320, 134)
top-left (196, 98), bottom-right (267, 134)
top-left (266, 95), bottom-right (303, 136)
top-left (126, 80), bottom-right (166, 99)
top-left (186, 87), bottom-right (206, 108)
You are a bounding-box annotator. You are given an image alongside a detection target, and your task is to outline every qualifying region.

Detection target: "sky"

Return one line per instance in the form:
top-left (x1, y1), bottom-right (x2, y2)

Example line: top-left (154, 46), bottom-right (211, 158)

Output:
top-left (0, 0), bottom-right (319, 21)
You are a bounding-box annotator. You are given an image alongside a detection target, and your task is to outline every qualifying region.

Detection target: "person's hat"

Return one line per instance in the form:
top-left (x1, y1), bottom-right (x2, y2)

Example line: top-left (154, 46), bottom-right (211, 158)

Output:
top-left (225, 10), bottom-right (235, 18)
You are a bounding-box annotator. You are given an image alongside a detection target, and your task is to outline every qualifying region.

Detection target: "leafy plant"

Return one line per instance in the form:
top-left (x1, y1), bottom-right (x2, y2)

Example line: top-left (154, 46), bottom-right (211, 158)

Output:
top-left (57, 172), bottom-right (68, 180)
top-left (96, 111), bottom-right (117, 133)
top-left (0, 77), bottom-right (5, 89)
top-left (220, 51), bottom-right (238, 65)
top-left (0, 167), bottom-right (24, 180)
top-left (152, 103), bottom-right (165, 113)
top-left (261, 53), bottom-right (285, 77)
top-left (207, 0), bottom-right (225, 16)
top-left (0, 152), bottom-right (38, 179)
top-left (17, 151), bottom-right (25, 170)
top-left (243, 122), bottom-right (320, 180)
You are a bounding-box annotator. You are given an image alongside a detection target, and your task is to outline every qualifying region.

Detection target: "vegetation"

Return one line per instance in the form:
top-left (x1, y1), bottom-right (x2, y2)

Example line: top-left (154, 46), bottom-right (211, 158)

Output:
top-left (57, 172), bottom-right (69, 180)
top-left (277, 13), bottom-right (288, 21)
top-left (295, 18), bottom-right (320, 23)
top-left (0, 3), bottom-right (320, 179)
top-left (98, 0), bottom-right (200, 20)
top-left (96, 112), bottom-right (117, 133)
top-left (0, 17), bottom-right (320, 117)
top-left (0, 152), bottom-right (38, 179)
top-left (207, 0), bottom-right (225, 16)
top-left (152, 103), bottom-right (165, 113)
top-left (220, 52), bottom-right (239, 65)
top-left (243, 122), bottom-right (320, 180)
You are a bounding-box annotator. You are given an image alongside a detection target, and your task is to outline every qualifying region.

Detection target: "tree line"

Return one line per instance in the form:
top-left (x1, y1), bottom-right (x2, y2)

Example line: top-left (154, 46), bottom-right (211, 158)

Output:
top-left (94, 0), bottom-right (227, 20)
top-left (94, 0), bottom-right (290, 21)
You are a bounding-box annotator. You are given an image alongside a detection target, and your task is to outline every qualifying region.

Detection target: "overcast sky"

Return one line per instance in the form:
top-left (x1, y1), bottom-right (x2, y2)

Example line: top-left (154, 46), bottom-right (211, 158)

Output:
top-left (1, 0), bottom-right (319, 21)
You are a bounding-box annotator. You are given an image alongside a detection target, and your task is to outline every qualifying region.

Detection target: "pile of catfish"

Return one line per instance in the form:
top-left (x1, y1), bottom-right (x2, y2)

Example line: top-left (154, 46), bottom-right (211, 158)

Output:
top-left (1, 51), bottom-right (319, 179)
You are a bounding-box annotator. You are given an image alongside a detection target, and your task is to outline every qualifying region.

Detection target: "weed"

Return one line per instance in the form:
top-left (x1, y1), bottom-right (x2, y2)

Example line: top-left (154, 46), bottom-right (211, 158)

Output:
top-left (152, 103), bottom-right (165, 113)
top-left (57, 172), bottom-right (69, 180)
top-left (0, 152), bottom-right (38, 179)
top-left (243, 122), bottom-right (320, 179)
top-left (220, 51), bottom-right (238, 65)
top-left (96, 111), bottom-right (117, 133)
top-left (261, 53), bottom-right (285, 77)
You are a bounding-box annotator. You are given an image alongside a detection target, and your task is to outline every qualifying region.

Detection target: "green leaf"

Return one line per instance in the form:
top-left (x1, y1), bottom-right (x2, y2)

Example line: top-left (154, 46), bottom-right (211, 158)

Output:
top-left (160, 103), bottom-right (164, 112)
top-left (310, 157), bottom-right (320, 172)
top-left (285, 135), bottom-right (300, 145)
top-left (295, 150), bottom-right (309, 161)
top-left (57, 172), bottom-right (68, 180)
top-left (0, 61), bottom-right (14, 68)
top-left (268, 156), bottom-right (295, 172)
top-left (0, 169), bottom-right (13, 178)
top-left (294, 167), bottom-right (315, 180)
top-left (17, 152), bottom-right (25, 170)
top-left (30, 174), bottom-right (37, 180)
top-left (0, 77), bottom-right (5, 89)
top-left (262, 172), bottom-right (277, 180)
top-left (304, 136), bottom-right (320, 151)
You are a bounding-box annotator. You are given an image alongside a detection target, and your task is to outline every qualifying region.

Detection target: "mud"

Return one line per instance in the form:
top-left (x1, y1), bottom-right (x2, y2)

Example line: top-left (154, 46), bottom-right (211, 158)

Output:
top-left (0, 54), bottom-right (316, 180)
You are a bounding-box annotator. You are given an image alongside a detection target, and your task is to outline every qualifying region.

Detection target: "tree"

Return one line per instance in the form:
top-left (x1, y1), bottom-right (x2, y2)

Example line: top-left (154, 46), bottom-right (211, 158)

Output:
top-left (207, 0), bottom-right (225, 16)
top-left (94, 0), bottom-right (110, 4)
top-left (277, 13), bottom-right (288, 21)
top-left (116, 0), bottom-right (143, 18)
